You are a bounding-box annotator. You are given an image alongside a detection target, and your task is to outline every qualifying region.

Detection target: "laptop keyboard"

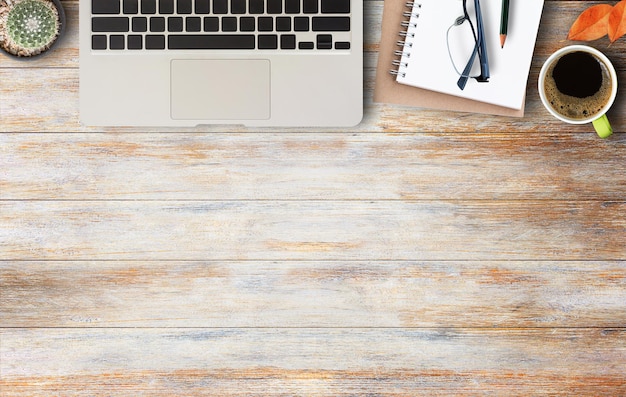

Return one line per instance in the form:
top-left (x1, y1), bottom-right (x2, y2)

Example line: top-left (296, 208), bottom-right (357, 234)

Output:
top-left (91, 0), bottom-right (352, 50)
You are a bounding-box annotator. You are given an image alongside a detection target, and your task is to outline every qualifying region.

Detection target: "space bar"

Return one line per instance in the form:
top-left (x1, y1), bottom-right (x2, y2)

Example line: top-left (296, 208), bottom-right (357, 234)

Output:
top-left (168, 35), bottom-right (255, 49)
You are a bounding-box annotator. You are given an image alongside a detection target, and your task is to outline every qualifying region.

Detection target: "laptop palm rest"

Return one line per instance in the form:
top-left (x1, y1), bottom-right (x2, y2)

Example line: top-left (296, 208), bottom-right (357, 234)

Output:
top-left (170, 59), bottom-right (271, 120)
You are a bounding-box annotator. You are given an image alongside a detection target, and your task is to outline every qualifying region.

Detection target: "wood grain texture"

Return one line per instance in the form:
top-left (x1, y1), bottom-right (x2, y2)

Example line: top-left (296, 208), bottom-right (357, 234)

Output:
top-left (2, 260), bottom-right (625, 327)
top-left (2, 329), bottom-right (625, 396)
top-left (2, 133), bottom-right (625, 200)
top-left (2, 1), bottom-right (625, 395)
top-left (2, 201), bottom-right (624, 260)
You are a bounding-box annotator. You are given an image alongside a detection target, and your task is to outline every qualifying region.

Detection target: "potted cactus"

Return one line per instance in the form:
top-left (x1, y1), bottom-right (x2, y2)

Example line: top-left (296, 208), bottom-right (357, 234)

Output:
top-left (0, 0), bottom-right (65, 57)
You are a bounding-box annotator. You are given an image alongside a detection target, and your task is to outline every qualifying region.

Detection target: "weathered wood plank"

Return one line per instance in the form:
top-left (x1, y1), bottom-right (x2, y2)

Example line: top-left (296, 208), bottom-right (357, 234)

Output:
top-left (2, 133), bottom-right (624, 200)
top-left (1, 201), bottom-right (624, 261)
top-left (1, 65), bottom-right (625, 132)
top-left (2, 260), bottom-right (625, 327)
top-left (2, 328), bottom-right (625, 396)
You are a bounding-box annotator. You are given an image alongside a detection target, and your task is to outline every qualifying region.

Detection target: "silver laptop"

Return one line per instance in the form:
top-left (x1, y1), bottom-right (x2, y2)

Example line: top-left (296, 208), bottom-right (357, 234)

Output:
top-left (80, 0), bottom-right (363, 127)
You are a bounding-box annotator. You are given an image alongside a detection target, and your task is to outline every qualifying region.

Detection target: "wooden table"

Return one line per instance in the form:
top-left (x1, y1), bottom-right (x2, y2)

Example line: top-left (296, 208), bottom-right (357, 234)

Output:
top-left (1, 0), bottom-right (625, 395)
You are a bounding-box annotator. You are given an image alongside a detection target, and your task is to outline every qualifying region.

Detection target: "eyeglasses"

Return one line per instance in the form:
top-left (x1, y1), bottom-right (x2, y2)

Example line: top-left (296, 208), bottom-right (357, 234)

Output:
top-left (446, 0), bottom-right (490, 90)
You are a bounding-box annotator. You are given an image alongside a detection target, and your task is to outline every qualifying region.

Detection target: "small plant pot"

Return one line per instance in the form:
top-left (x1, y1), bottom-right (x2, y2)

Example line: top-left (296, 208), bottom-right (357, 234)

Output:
top-left (0, 0), bottom-right (66, 58)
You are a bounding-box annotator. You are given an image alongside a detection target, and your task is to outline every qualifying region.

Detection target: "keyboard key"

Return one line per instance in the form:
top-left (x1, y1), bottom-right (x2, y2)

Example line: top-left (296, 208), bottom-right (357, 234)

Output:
top-left (92, 0), bottom-right (119, 14)
top-left (168, 34), bottom-right (255, 49)
top-left (280, 34), bottom-right (296, 49)
top-left (276, 17), bottom-right (291, 32)
top-left (258, 17), bottom-right (273, 32)
top-left (146, 34), bottom-right (166, 49)
top-left (231, 0), bottom-right (246, 14)
top-left (92, 35), bottom-right (107, 49)
top-left (177, 0), bottom-right (192, 14)
top-left (267, 0), bottom-right (281, 14)
top-left (141, 0), bottom-right (156, 14)
top-left (159, 0), bottom-right (174, 13)
top-left (298, 41), bottom-right (314, 49)
top-left (222, 16), bottom-right (237, 31)
top-left (195, 0), bottom-right (210, 13)
top-left (335, 41), bottom-right (350, 49)
top-left (132, 17), bottom-right (147, 31)
top-left (213, 0), bottom-right (227, 13)
top-left (92, 17), bottom-right (129, 32)
top-left (204, 16), bottom-right (219, 31)
top-left (285, 0), bottom-right (300, 14)
top-left (186, 17), bottom-right (201, 31)
top-left (312, 16), bottom-right (349, 31)
top-left (128, 35), bottom-right (143, 49)
top-left (316, 34), bottom-right (332, 49)
top-left (321, 0), bottom-right (349, 13)
top-left (258, 34), bottom-right (278, 49)
top-left (110, 35), bottom-right (125, 49)
top-left (168, 17), bottom-right (184, 31)
top-left (240, 17), bottom-right (255, 31)
top-left (303, 0), bottom-right (317, 13)
top-left (294, 16), bottom-right (309, 31)
top-left (123, 0), bottom-right (138, 14)
top-left (150, 16), bottom-right (165, 32)
top-left (248, 0), bottom-right (263, 14)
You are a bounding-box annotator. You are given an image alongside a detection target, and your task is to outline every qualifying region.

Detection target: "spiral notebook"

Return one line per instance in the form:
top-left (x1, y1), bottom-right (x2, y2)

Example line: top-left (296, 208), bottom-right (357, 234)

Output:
top-left (375, 0), bottom-right (544, 116)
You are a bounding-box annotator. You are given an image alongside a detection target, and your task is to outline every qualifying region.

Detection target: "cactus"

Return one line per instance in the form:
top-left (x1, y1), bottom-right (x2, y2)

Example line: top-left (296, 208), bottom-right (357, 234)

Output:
top-left (0, 0), bottom-right (61, 57)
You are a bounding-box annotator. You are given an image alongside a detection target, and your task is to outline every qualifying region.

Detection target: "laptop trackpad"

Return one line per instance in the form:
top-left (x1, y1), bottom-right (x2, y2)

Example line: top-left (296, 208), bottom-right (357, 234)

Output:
top-left (171, 59), bottom-right (270, 120)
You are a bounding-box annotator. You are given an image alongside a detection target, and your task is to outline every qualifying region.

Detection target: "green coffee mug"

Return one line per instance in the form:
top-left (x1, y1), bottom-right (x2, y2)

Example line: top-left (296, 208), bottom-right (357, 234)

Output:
top-left (538, 45), bottom-right (618, 139)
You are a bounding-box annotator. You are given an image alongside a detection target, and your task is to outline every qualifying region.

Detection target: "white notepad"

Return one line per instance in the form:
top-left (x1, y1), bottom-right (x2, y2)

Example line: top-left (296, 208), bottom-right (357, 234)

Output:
top-left (392, 0), bottom-right (544, 110)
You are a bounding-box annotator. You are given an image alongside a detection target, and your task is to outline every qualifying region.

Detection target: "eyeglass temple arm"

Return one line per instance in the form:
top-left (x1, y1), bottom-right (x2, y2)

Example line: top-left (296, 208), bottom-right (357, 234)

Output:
top-left (457, 45), bottom-right (479, 90)
top-left (456, 0), bottom-right (490, 90)
top-left (474, 0), bottom-right (489, 81)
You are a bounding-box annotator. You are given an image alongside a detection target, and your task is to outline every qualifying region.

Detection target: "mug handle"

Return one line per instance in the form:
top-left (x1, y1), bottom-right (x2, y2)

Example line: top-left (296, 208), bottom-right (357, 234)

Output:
top-left (592, 114), bottom-right (613, 138)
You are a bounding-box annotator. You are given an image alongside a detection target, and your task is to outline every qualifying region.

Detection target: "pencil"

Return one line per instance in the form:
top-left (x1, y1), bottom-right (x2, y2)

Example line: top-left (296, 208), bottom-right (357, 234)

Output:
top-left (500, 0), bottom-right (509, 48)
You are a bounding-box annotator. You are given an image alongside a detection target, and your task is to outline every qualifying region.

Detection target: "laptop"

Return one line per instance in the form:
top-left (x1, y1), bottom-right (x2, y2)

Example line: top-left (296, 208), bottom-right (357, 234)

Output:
top-left (79, 0), bottom-right (363, 127)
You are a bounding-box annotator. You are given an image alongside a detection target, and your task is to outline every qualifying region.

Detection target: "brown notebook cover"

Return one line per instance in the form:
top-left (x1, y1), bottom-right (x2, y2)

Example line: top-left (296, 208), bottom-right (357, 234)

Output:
top-left (373, 0), bottom-right (525, 117)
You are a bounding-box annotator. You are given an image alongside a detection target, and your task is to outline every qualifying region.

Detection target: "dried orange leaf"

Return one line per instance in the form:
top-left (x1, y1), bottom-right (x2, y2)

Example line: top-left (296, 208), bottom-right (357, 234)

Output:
top-left (608, 0), bottom-right (626, 42)
top-left (568, 4), bottom-right (613, 41)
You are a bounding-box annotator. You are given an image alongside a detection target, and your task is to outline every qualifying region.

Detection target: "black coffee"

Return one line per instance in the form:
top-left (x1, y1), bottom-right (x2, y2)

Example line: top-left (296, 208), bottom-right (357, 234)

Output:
top-left (543, 51), bottom-right (612, 120)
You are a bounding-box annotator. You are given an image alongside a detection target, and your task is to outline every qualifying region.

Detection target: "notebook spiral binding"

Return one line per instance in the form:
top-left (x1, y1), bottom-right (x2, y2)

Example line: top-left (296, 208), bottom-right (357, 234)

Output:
top-left (390, 2), bottom-right (421, 78)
